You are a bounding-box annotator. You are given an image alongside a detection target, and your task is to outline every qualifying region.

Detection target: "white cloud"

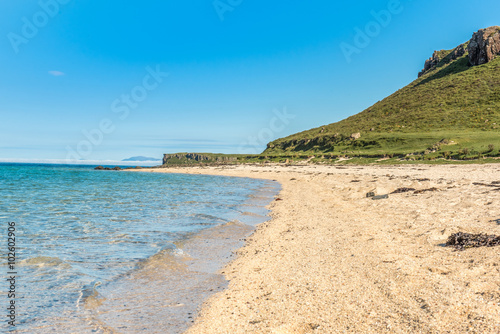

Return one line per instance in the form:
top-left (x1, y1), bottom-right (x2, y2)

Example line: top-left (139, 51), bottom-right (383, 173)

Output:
top-left (0, 158), bottom-right (160, 166)
top-left (48, 71), bottom-right (65, 76)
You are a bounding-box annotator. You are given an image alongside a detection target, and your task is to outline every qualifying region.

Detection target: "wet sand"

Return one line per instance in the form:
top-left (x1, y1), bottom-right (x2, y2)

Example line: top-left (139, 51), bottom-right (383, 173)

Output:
top-left (135, 164), bottom-right (500, 333)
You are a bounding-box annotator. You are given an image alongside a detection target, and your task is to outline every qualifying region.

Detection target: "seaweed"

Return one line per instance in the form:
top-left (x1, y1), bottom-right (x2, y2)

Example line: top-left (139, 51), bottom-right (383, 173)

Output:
top-left (414, 187), bottom-right (438, 194)
top-left (391, 187), bottom-right (416, 194)
top-left (446, 232), bottom-right (500, 250)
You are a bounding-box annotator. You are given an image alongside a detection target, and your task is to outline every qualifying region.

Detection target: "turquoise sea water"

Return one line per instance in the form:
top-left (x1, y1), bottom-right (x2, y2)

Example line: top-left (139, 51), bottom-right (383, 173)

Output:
top-left (0, 164), bottom-right (279, 333)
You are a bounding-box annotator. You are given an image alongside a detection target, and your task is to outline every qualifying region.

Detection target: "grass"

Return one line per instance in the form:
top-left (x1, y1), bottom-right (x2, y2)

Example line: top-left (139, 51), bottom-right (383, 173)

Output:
top-left (157, 148), bottom-right (500, 167)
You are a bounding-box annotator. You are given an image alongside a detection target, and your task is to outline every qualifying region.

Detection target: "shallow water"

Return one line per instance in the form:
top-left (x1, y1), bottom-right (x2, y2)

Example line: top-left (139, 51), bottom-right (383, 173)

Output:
top-left (0, 163), bottom-right (279, 333)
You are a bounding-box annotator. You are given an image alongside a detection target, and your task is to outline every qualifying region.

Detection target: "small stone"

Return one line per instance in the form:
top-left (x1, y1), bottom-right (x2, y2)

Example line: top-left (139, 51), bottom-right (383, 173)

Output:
top-left (372, 194), bottom-right (389, 200)
top-left (350, 132), bottom-right (361, 140)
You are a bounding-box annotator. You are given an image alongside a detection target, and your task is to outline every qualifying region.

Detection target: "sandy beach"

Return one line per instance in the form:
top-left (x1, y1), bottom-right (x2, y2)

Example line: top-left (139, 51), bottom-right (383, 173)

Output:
top-left (136, 164), bottom-right (500, 333)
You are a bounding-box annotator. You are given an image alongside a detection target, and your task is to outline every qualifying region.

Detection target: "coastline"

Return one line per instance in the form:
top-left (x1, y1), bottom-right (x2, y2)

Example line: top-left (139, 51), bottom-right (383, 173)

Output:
top-left (133, 164), bottom-right (500, 333)
top-left (87, 173), bottom-right (278, 333)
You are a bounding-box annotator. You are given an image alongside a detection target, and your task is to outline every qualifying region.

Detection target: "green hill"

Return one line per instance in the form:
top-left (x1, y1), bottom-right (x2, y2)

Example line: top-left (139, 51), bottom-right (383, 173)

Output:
top-left (264, 27), bottom-right (500, 162)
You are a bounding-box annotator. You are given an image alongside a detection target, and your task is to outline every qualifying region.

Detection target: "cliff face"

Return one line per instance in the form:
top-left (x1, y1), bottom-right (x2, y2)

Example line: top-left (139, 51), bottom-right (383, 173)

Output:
top-left (468, 26), bottom-right (500, 66)
top-left (163, 153), bottom-right (209, 163)
top-left (418, 44), bottom-right (466, 77)
top-left (162, 153), bottom-right (237, 165)
top-left (418, 26), bottom-right (500, 77)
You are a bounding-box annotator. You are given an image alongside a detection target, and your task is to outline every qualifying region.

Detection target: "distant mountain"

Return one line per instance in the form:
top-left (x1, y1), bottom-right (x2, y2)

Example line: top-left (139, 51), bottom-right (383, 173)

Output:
top-left (264, 26), bottom-right (500, 160)
top-left (122, 156), bottom-right (161, 162)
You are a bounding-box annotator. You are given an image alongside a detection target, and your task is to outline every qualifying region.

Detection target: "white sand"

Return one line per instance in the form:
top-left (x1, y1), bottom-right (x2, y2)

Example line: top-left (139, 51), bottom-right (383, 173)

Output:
top-left (134, 164), bottom-right (500, 333)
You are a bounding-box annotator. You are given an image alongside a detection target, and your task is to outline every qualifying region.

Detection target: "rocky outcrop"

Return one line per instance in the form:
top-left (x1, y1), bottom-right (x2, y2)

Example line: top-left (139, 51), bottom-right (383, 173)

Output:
top-left (468, 26), bottom-right (500, 66)
top-left (163, 153), bottom-right (207, 164)
top-left (418, 26), bottom-right (500, 77)
top-left (216, 156), bottom-right (237, 162)
top-left (162, 153), bottom-right (237, 165)
top-left (418, 44), bottom-right (467, 77)
top-left (350, 133), bottom-right (361, 140)
top-left (94, 166), bottom-right (122, 170)
top-left (419, 51), bottom-right (442, 77)
top-left (184, 153), bottom-right (210, 162)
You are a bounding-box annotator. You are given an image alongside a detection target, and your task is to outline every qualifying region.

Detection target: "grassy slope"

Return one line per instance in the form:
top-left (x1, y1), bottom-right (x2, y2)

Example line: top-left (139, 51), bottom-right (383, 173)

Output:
top-left (265, 51), bottom-right (500, 160)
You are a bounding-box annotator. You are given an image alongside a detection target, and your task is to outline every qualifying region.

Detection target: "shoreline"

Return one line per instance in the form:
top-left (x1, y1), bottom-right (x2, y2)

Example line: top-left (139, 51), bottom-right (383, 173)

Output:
top-left (88, 173), bottom-right (278, 333)
top-left (133, 164), bottom-right (500, 333)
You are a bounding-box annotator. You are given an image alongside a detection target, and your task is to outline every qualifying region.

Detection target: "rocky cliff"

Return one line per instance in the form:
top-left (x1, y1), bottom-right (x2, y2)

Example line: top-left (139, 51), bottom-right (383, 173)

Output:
top-left (468, 26), bottom-right (500, 66)
top-left (418, 26), bottom-right (500, 77)
top-left (162, 153), bottom-right (237, 165)
top-left (418, 44), bottom-right (466, 77)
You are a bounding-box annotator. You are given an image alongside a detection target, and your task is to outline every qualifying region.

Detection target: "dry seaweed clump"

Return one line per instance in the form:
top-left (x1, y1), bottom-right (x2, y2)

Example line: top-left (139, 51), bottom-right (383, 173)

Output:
top-left (446, 232), bottom-right (500, 250)
top-left (414, 187), bottom-right (438, 194)
top-left (391, 187), bottom-right (415, 194)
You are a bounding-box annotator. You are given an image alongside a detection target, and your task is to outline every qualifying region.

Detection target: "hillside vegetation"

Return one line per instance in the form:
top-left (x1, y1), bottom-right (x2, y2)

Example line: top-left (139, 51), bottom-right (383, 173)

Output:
top-left (264, 32), bottom-right (500, 162)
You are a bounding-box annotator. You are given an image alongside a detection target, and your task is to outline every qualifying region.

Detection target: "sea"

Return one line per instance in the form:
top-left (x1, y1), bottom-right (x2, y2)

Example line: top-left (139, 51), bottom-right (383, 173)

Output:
top-left (0, 163), bottom-right (279, 333)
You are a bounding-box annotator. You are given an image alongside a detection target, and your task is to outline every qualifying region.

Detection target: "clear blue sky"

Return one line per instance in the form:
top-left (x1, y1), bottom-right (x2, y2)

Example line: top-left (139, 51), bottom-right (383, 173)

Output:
top-left (1, 0), bottom-right (499, 161)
